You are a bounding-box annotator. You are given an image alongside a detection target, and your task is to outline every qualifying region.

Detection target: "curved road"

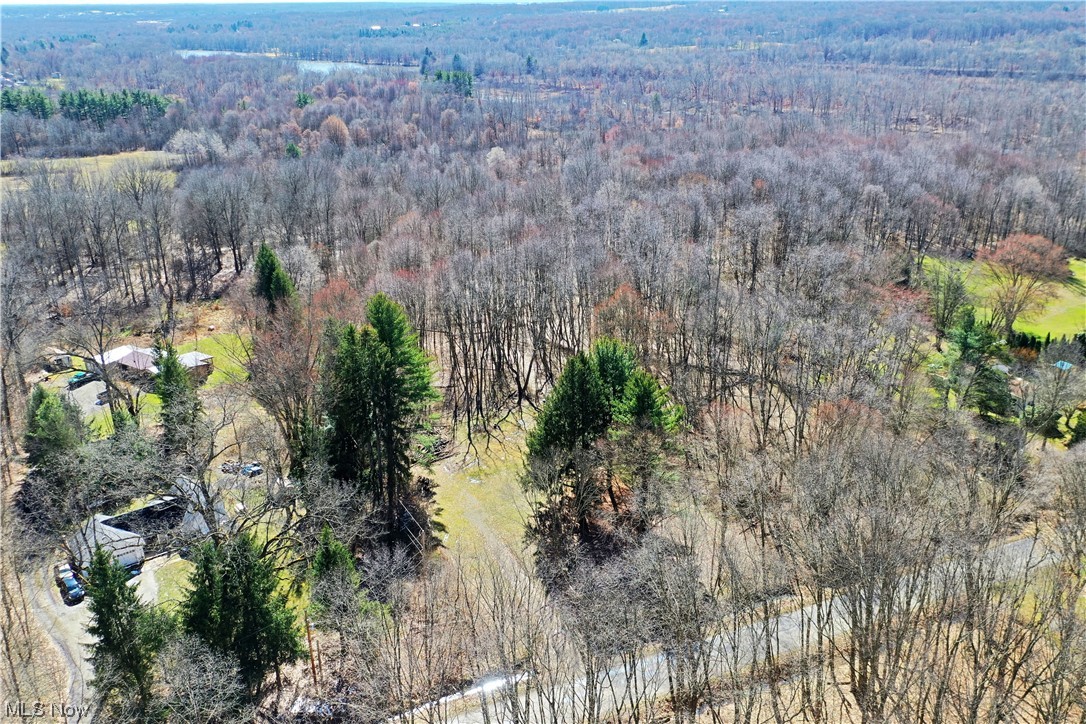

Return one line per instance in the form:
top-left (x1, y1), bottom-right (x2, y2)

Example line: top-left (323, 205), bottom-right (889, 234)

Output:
top-left (25, 556), bottom-right (166, 722)
top-left (27, 565), bottom-right (93, 721)
top-left (398, 537), bottom-right (1050, 724)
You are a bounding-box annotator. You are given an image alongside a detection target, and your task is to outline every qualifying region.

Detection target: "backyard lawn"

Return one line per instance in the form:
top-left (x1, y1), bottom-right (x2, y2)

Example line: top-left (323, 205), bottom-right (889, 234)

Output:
top-left (154, 557), bottom-right (194, 612)
top-left (176, 333), bottom-right (249, 388)
top-left (428, 418), bottom-right (533, 561)
top-left (925, 256), bottom-right (1085, 339)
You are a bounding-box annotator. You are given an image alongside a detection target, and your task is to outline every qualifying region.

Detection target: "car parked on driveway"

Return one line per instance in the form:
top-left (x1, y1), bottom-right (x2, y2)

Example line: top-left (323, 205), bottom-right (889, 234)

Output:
top-left (56, 570), bottom-right (85, 605)
top-left (54, 562), bottom-right (73, 583)
top-left (67, 371), bottom-right (99, 390)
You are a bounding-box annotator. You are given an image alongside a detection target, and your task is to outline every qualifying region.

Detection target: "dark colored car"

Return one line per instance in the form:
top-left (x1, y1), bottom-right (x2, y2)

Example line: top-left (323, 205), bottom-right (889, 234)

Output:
top-left (57, 573), bottom-right (85, 605)
top-left (67, 371), bottom-right (99, 390)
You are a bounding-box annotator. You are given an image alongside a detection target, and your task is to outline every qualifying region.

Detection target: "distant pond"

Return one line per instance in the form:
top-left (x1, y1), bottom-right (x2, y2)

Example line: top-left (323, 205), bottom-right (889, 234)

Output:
top-left (176, 49), bottom-right (414, 75)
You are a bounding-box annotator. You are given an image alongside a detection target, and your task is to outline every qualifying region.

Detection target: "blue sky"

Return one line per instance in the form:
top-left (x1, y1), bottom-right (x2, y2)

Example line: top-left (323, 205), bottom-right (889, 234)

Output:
top-left (5, 0), bottom-right (552, 5)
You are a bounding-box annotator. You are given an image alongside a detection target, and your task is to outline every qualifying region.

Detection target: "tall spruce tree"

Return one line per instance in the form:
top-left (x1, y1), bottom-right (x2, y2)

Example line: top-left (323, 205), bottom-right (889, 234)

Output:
top-left (324, 322), bottom-right (381, 491)
top-left (323, 293), bottom-right (437, 538)
top-left (525, 352), bottom-right (611, 543)
top-left (527, 352), bottom-right (610, 456)
top-left (253, 243), bottom-right (296, 313)
top-left (616, 368), bottom-right (682, 433)
top-left (86, 547), bottom-right (170, 712)
top-left (182, 535), bottom-right (304, 695)
top-left (367, 293), bottom-right (438, 536)
top-left (311, 524), bottom-right (356, 582)
top-left (155, 343), bottom-right (203, 458)
top-left (525, 343), bottom-right (680, 549)
top-left (588, 338), bottom-right (636, 418)
top-left (24, 385), bottom-right (82, 467)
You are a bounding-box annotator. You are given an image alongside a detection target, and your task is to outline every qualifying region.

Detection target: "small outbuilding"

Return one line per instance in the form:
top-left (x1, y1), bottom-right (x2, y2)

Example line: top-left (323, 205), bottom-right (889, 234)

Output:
top-left (178, 351), bottom-right (214, 383)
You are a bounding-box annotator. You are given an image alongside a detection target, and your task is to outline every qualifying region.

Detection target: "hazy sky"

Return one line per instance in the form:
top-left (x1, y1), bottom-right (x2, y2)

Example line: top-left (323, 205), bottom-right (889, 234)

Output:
top-left (5, 0), bottom-right (524, 5)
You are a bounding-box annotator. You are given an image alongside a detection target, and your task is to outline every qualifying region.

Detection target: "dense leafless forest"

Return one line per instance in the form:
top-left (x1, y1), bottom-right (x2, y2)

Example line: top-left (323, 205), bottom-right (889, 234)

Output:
top-left (1, 2), bottom-right (1084, 723)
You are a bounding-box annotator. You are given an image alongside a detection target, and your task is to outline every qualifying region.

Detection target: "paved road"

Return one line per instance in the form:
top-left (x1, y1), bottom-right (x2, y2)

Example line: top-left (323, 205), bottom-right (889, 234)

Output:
top-left (26, 556), bottom-right (167, 722)
top-left (28, 565), bottom-right (93, 722)
top-left (64, 381), bottom-right (107, 418)
top-left (398, 537), bottom-right (1048, 724)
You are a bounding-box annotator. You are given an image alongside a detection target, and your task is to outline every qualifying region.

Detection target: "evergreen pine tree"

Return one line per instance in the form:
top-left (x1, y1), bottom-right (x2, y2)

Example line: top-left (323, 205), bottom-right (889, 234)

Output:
top-left (253, 243), bottom-right (296, 312)
top-left (327, 293), bottom-right (437, 537)
top-left (616, 368), bottom-right (682, 432)
top-left (526, 353), bottom-right (610, 456)
top-left (588, 337), bottom-right (636, 417)
top-left (525, 343), bottom-right (680, 549)
top-left (155, 343), bottom-right (203, 458)
top-left (324, 322), bottom-right (380, 489)
top-left (1068, 413), bottom-right (1086, 448)
top-left (182, 535), bottom-right (304, 695)
top-left (524, 353), bottom-right (611, 544)
top-left (181, 539), bottom-right (226, 644)
top-left (311, 524), bottom-right (356, 581)
top-left (86, 547), bottom-right (166, 710)
top-left (25, 385), bottom-right (82, 467)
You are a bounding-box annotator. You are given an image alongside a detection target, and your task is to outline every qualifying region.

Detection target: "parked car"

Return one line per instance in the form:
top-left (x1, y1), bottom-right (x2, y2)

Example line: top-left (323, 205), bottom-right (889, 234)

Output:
top-left (57, 572), bottom-right (84, 605)
top-left (67, 371), bottom-right (99, 390)
top-left (241, 462), bottom-right (264, 477)
top-left (220, 460), bottom-right (241, 474)
top-left (53, 562), bottom-right (73, 585)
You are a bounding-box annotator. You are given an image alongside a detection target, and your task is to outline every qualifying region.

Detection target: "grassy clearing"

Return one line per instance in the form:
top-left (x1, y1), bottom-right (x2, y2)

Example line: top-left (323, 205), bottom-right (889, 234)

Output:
top-left (138, 392), bottom-right (163, 428)
top-left (1014, 257), bottom-right (1086, 339)
top-left (924, 256), bottom-right (1085, 339)
top-left (154, 557), bottom-right (194, 612)
top-left (0, 150), bottom-right (179, 192)
top-left (1019, 561), bottom-right (1086, 624)
top-left (177, 332), bottom-right (250, 388)
top-left (429, 417), bottom-right (534, 562)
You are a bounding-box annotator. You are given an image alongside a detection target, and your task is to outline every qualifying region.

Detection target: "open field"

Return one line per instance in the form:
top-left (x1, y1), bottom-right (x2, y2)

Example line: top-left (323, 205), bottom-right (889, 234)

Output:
top-left (429, 419), bottom-right (533, 561)
top-left (1016, 257), bottom-right (1086, 338)
top-left (926, 256), bottom-right (1086, 339)
top-left (0, 150), bottom-right (178, 192)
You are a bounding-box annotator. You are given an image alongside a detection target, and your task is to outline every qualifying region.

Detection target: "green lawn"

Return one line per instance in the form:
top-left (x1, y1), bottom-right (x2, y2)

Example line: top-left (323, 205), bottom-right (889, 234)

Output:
top-left (429, 418), bottom-right (533, 560)
top-left (176, 333), bottom-right (250, 388)
top-left (1012, 257), bottom-right (1086, 339)
top-left (154, 557), bottom-right (194, 612)
top-left (925, 256), bottom-right (1085, 339)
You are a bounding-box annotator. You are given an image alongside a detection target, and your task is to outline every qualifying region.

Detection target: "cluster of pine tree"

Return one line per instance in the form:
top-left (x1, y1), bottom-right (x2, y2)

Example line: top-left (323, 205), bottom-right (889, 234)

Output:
top-left (525, 339), bottom-right (680, 580)
top-left (85, 535), bottom-right (303, 718)
top-left (1, 87), bottom-right (55, 119)
top-left (430, 69), bottom-right (473, 97)
top-left (253, 245), bottom-right (438, 543)
top-left (57, 88), bottom-right (171, 128)
top-left (322, 293), bottom-right (439, 539)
